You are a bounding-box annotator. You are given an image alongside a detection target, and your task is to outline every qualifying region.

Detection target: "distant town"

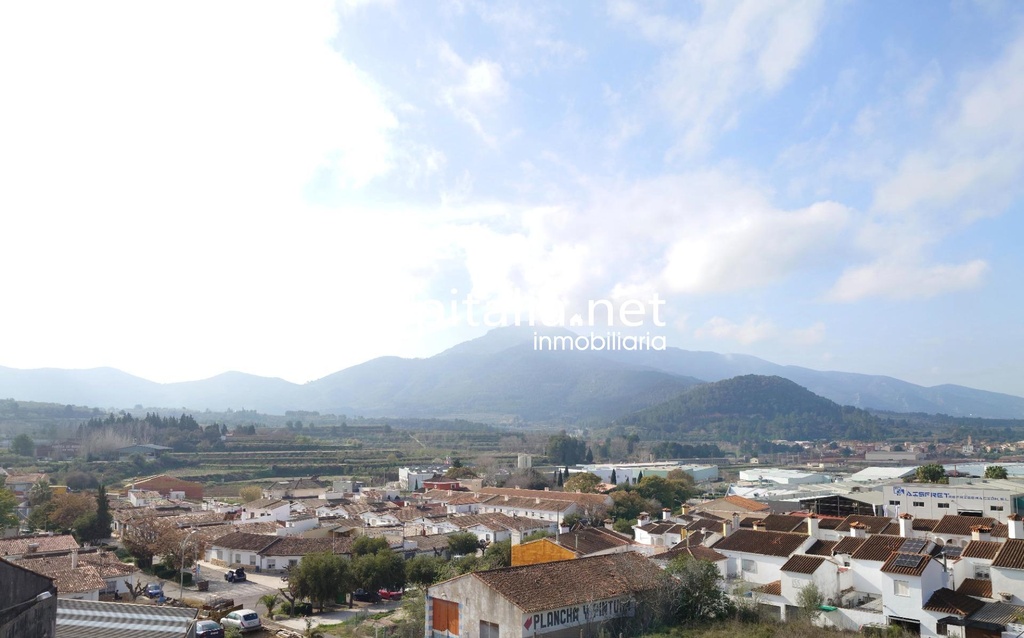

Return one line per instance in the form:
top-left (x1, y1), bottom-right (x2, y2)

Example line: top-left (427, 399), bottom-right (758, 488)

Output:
top-left (7, 398), bottom-right (1024, 638)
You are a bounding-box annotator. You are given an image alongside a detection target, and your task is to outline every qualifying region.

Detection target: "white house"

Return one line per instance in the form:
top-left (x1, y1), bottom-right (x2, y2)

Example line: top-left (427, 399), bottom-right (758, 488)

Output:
top-left (238, 498), bottom-right (291, 523)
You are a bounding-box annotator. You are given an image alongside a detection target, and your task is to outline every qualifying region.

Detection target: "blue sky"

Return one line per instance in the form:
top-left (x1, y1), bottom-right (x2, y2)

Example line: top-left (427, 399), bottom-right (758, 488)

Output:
top-left (2, 1), bottom-right (1024, 397)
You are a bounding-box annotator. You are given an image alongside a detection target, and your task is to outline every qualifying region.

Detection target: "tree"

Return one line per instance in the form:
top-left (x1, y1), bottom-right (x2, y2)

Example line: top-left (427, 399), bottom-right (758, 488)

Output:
top-left (609, 490), bottom-right (657, 524)
top-left (26, 480), bottom-right (55, 531)
top-left (447, 532), bottom-right (480, 556)
top-left (77, 485), bottom-right (113, 543)
top-left (11, 433), bottom-right (35, 457)
top-left (239, 486), bottom-right (263, 503)
top-left (48, 492), bottom-right (96, 530)
top-left (666, 557), bottom-right (734, 622)
top-left (444, 466), bottom-right (478, 480)
top-left (563, 472), bottom-right (602, 494)
top-left (985, 465), bottom-right (1009, 479)
top-left (546, 432), bottom-right (586, 465)
top-left (556, 470), bottom-right (564, 487)
top-left (405, 555), bottom-right (446, 589)
top-left (0, 487), bottom-right (18, 530)
top-left (637, 475), bottom-right (691, 510)
top-left (351, 536), bottom-right (390, 557)
top-left (483, 540), bottom-right (511, 569)
top-left (258, 592), bottom-right (280, 618)
top-left (352, 548), bottom-right (405, 592)
top-left (610, 469), bottom-right (617, 485)
top-left (797, 582), bottom-right (824, 622)
top-left (916, 463), bottom-right (948, 483)
top-left (289, 552), bottom-right (353, 612)
top-left (585, 448), bottom-right (594, 463)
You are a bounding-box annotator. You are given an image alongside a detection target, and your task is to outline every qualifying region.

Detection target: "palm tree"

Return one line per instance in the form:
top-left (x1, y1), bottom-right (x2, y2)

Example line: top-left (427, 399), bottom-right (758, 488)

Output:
top-left (257, 592), bottom-right (280, 618)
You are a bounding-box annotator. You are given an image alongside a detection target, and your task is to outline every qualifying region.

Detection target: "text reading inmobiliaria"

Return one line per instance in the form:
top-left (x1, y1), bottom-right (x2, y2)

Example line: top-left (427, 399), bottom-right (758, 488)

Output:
top-left (424, 290), bottom-right (668, 352)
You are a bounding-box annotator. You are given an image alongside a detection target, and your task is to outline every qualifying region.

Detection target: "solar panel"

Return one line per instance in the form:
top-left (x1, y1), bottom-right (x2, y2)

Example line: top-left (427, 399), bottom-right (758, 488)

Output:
top-left (901, 539), bottom-right (927, 554)
top-left (893, 553), bottom-right (922, 568)
top-left (943, 546), bottom-right (963, 558)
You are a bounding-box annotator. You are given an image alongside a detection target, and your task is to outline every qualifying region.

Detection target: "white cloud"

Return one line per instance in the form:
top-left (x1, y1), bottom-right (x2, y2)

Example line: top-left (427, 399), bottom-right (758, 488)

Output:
top-left (609, 0), bottom-right (827, 155)
top-left (696, 316), bottom-right (777, 344)
top-left (438, 41), bottom-right (509, 144)
top-left (827, 259), bottom-right (988, 302)
top-left (789, 321), bottom-right (826, 346)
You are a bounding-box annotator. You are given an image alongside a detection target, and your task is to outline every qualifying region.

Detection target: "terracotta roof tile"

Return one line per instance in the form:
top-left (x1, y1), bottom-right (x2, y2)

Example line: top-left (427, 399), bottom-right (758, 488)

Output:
top-left (933, 515), bottom-right (997, 537)
top-left (659, 544), bottom-right (726, 563)
top-left (957, 578), bottom-right (993, 599)
top-left (753, 580), bottom-right (782, 596)
top-left (713, 529), bottom-right (807, 557)
top-left (963, 541), bottom-right (1002, 560)
top-left (992, 539), bottom-right (1024, 570)
top-left (835, 515), bottom-right (894, 534)
top-left (781, 555), bottom-right (827, 574)
top-left (923, 587), bottom-right (987, 615)
top-left (851, 535), bottom-right (907, 562)
top-left (833, 536), bottom-right (867, 555)
top-left (555, 527), bottom-right (633, 555)
top-left (722, 495), bottom-right (770, 512)
top-left (758, 514), bottom-right (807, 533)
top-left (880, 552), bottom-right (932, 576)
top-left (0, 534), bottom-right (79, 557)
top-left (806, 540), bottom-right (838, 556)
top-left (913, 518), bottom-right (940, 531)
top-left (467, 552), bottom-right (665, 613)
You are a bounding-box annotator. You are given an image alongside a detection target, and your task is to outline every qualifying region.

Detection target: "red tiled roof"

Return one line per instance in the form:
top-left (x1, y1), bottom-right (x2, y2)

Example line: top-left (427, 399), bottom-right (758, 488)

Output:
top-left (713, 529), bottom-right (807, 557)
top-left (933, 515), bottom-right (997, 537)
top-left (992, 539), bottom-right (1024, 570)
top-left (659, 544), bottom-right (727, 563)
top-left (913, 518), bottom-right (940, 531)
top-left (851, 535), bottom-right (906, 561)
top-left (0, 534), bottom-right (80, 557)
top-left (781, 555), bottom-right (827, 574)
top-left (962, 541), bottom-right (1002, 560)
top-left (923, 587), bottom-right (986, 615)
top-left (467, 552), bottom-right (666, 613)
top-left (754, 580), bottom-right (782, 596)
top-left (805, 540), bottom-right (838, 556)
top-left (722, 495), bottom-right (770, 512)
top-left (758, 514), bottom-right (807, 533)
top-left (880, 552), bottom-right (932, 576)
top-left (835, 515), bottom-right (894, 534)
top-left (957, 578), bottom-right (993, 599)
top-left (832, 536), bottom-right (867, 555)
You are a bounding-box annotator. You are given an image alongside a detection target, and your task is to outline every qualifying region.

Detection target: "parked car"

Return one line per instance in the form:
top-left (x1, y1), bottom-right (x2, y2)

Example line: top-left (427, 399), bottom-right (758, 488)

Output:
top-left (378, 588), bottom-right (403, 601)
top-left (145, 583), bottom-right (164, 599)
top-left (220, 609), bottom-right (261, 633)
top-left (352, 588), bottom-right (381, 603)
top-left (195, 620), bottom-right (226, 638)
top-left (224, 567), bottom-right (247, 583)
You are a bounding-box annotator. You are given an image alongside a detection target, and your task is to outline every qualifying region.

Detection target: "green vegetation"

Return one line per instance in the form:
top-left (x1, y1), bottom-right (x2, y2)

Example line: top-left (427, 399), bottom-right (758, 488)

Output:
top-left (915, 463), bottom-right (948, 483)
top-left (985, 465), bottom-right (1009, 479)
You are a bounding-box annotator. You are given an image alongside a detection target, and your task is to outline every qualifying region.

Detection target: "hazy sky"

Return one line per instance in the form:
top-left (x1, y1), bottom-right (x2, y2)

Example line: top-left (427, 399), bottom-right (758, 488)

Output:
top-left (3, 1), bottom-right (1024, 396)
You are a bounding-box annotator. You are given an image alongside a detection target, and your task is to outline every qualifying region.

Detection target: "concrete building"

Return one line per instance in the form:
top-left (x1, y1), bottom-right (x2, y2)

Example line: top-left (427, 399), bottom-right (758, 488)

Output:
top-left (738, 468), bottom-right (830, 485)
top-left (123, 474), bottom-right (203, 501)
top-left (865, 451), bottom-right (926, 463)
top-left (399, 468), bottom-right (439, 491)
top-left (579, 462), bottom-right (718, 485)
top-left (883, 480), bottom-right (1024, 522)
top-left (426, 552), bottom-right (666, 638)
top-left (0, 559), bottom-right (56, 638)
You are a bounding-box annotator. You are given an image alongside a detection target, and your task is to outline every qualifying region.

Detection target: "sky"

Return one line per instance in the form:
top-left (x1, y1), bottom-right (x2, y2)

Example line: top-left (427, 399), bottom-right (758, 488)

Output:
top-left (2, 1), bottom-right (1024, 397)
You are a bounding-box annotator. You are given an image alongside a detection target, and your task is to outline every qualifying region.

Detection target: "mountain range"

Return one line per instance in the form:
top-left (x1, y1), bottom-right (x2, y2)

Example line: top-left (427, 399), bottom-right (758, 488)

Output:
top-left (2, 326), bottom-right (1024, 421)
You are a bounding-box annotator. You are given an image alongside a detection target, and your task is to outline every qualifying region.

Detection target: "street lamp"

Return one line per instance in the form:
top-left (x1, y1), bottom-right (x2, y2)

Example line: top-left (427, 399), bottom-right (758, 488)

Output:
top-left (0, 591), bottom-right (53, 616)
top-left (179, 529), bottom-right (198, 600)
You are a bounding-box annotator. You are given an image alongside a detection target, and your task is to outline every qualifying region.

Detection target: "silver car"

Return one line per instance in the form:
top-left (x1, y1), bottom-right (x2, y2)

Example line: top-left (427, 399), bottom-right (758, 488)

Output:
top-left (220, 609), bottom-right (261, 633)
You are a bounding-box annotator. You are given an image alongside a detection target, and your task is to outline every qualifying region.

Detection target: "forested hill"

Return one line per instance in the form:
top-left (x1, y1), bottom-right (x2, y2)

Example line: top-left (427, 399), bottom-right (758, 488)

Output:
top-left (616, 374), bottom-right (889, 441)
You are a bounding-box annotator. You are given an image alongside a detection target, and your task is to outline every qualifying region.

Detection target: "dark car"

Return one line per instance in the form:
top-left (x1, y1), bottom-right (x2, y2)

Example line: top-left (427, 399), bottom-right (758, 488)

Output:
top-left (224, 567), bottom-right (247, 583)
top-left (195, 620), bottom-right (225, 638)
top-left (145, 583), bottom-right (164, 599)
top-left (352, 588), bottom-right (381, 603)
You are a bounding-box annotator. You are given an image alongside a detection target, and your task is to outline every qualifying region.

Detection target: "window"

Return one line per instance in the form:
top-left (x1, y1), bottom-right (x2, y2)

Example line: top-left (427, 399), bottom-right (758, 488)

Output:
top-left (432, 599), bottom-right (459, 636)
top-left (289, 559), bottom-right (298, 567)
top-left (266, 559), bottom-right (276, 570)
top-left (894, 580), bottom-right (910, 597)
top-left (480, 620), bottom-right (499, 638)
top-left (234, 554), bottom-right (241, 564)
top-left (913, 501), bottom-right (925, 507)
top-left (249, 556), bottom-right (256, 566)
top-left (991, 506), bottom-right (1005, 512)
top-left (975, 566), bottom-right (991, 580)
top-left (889, 500), bottom-right (901, 506)
top-left (742, 559), bottom-right (757, 574)
top-left (938, 503), bottom-right (950, 509)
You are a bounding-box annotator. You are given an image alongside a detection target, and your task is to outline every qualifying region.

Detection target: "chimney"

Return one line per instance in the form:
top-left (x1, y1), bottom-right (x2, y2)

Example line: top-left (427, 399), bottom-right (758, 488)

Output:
top-left (752, 519), bottom-right (765, 532)
top-left (638, 512), bottom-right (651, 527)
top-left (899, 513), bottom-right (914, 538)
top-left (971, 525), bottom-right (992, 542)
top-left (849, 521), bottom-right (866, 538)
top-left (662, 508), bottom-right (671, 521)
top-left (722, 520), bottom-right (732, 537)
top-left (806, 514), bottom-right (820, 539)
top-left (71, 549), bottom-right (79, 569)
top-left (732, 512), bottom-right (740, 531)
top-left (1009, 513), bottom-right (1024, 539)
top-left (27, 543), bottom-right (39, 553)
top-left (681, 504), bottom-right (690, 516)
top-left (604, 518), bottom-right (615, 531)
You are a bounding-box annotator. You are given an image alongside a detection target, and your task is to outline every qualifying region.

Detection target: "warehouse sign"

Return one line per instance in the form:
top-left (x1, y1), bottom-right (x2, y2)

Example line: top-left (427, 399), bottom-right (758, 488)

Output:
top-left (891, 486), bottom-right (1008, 501)
top-left (522, 597), bottom-right (634, 635)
